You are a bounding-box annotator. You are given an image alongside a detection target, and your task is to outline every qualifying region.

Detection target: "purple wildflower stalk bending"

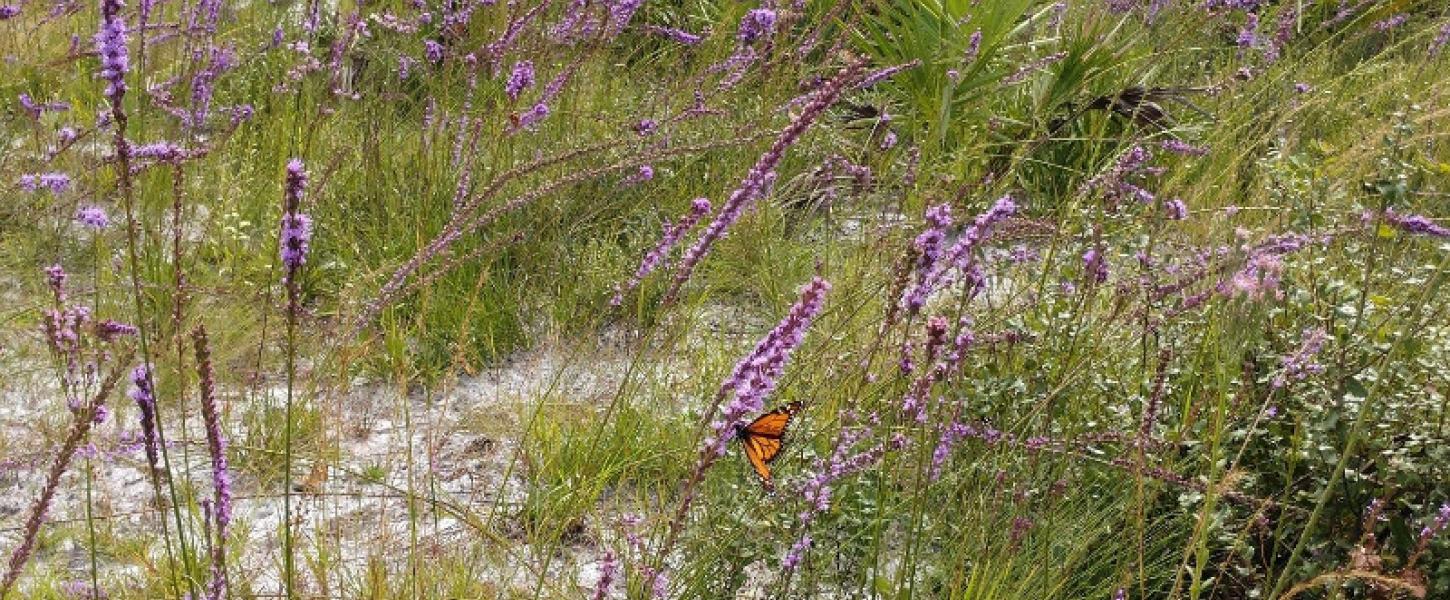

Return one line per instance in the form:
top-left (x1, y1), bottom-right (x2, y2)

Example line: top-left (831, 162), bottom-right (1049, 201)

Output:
top-left (658, 276), bottom-right (832, 585)
top-left (612, 198), bottom-right (711, 306)
top-left (901, 195), bottom-right (1017, 313)
top-left (193, 326), bottom-right (231, 600)
top-left (664, 58), bottom-right (866, 304)
top-left (0, 357), bottom-right (130, 597)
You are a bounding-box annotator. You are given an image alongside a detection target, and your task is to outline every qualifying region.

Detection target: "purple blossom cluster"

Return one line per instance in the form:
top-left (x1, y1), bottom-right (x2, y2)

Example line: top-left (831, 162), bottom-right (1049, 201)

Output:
top-left (737, 9), bottom-right (777, 44)
top-left (75, 205), bottom-right (110, 229)
top-left (1160, 138), bottom-right (1208, 156)
top-left (0, 4), bottom-right (18, 19)
top-left (668, 63), bottom-right (865, 299)
top-left (280, 159), bottom-right (313, 275)
top-left (505, 60), bottom-right (535, 101)
top-left (129, 364), bottom-right (161, 470)
top-left (1272, 327), bottom-right (1327, 389)
top-left (1384, 208), bottom-right (1450, 238)
top-left (900, 195), bottom-right (1017, 313)
top-left (18, 93), bottom-right (71, 119)
top-left (1085, 145), bottom-right (1159, 206)
top-left (96, 0), bottom-right (129, 104)
top-left (707, 277), bottom-right (830, 456)
top-left (855, 60), bottom-right (921, 91)
top-left (609, 198), bottom-right (710, 302)
top-left (642, 25), bottom-right (703, 46)
top-left (592, 551), bottom-right (617, 600)
top-left (18, 172), bottom-right (72, 194)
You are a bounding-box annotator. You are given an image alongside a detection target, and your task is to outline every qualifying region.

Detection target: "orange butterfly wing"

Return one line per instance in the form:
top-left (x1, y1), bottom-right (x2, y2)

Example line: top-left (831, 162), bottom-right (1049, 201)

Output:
top-left (740, 402), bottom-right (802, 491)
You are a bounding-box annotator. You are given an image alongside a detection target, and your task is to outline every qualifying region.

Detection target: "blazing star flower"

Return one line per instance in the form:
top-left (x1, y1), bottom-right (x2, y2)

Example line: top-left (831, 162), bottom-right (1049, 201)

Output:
top-left (1272, 327), bottom-right (1327, 389)
top-left (592, 551), bottom-right (617, 600)
top-left (1372, 14), bottom-right (1407, 32)
top-left (783, 535), bottom-right (812, 571)
top-left (1083, 247), bottom-right (1109, 284)
top-left (423, 39), bottom-right (443, 63)
top-left (1163, 199), bottom-right (1189, 220)
top-left (613, 199), bottom-right (711, 306)
top-left (505, 60), bottom-right (535, 101)
top-left (642, 25), bottom-right (703, 45)
top-left (1160, 139), bottom-right (1208, 156)
top-left (280, 159), bottom-right (313, 276)
top-left (1384, 208), bottom-right (1450, 238)
top-left (75, 205), bottom-right (109, 229)
top-left (96, 0), bottom-right (129, 104)
top-left (1432, 22), bottom-right (1450, 57)
top-left (901, 195), bottom-right (1017, 312)
top-left (605, 0), bottom-right (645, 37)
top-left (737, 9), bottom-right (777, 44)
top-left (707, 277), bottom-right (830, 456)
top-left (18, 173), bottom-right (72, 194)
top-left (130, 364), bottom-right (160, 470)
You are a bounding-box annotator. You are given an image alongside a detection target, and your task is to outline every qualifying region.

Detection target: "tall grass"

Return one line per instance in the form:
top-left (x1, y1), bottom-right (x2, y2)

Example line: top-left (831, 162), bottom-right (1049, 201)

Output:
top-left (2, 0), bottom-right (1449, 598)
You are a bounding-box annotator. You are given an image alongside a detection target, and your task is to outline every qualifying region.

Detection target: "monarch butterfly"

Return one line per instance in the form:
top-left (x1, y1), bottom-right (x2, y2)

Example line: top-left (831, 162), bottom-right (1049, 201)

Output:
top-left (737, 401), bottom-right (803, 492)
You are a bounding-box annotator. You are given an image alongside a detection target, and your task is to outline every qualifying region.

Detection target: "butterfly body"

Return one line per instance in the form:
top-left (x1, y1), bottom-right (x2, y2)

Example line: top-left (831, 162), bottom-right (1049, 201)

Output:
top-left (736, 401), bottom-right (803, 492)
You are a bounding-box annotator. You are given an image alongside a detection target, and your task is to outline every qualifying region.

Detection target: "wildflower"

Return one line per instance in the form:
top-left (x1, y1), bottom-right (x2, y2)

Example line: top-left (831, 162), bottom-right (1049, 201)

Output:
top-left (1272, 327), bottom-right (1327, 389)
top-left (634, 118), bottom-right (658, 136)
top-left (280, 159), bottom-right (312, 277)
top-left (1236, 12), bottom-right (1259, 49)
top-left (737, 9), bottom-right (777, 44)
top-left (592, 551), bottom-right (616, 600)
top-left (669, 62), bottom-right (865, 300)
top-left (95, 319), bottom-right (137, 342)
top-left (1159, 139), bottom-right (1208, 156)
top-left (1384, 208), bottom-right (1450, 238)
top-left (423, 39), bottom-right (443, 63)
top-left (1003, 52), bottom-right (1066, 85)
top-left (615, 198), bottom-right (712, 306)
top-left (901, 195), bottom-right (1017, 312)
top-left (605, 0), bottom-right (645, 37)
top-left (1432, 22), bottom-right (1450, 57)
top-left (964, 30), bottom-right (982, 64)
top-left (0, 5), bottom-right (18, 19)
top-left (707, 277), bottom-right (830, 456)
top-left (193, 326), bottom-right (231, 600)
top-left (855, 60), bottom-right (921, 90)
top-left (783, 535), bottom-right (812, 571)
top-left (1083, 247), bottom-right (1109, 284)
top-left (621, 164), bottom-right (654, 186)
top-left (75, 205), bottom-right (110, 229)
top-left (131, 141), bottom-right (186, 161)
top-left (505, 60), bottom-right (535, 101)
top-left (1163, 199), bottom-right (1188, 220)
top-left (130, 364), bottom-right (160, 470)
top-left (96, 0), bottom-right (129, 104)
top-left (1294, 82), bottom-right (1311, 94)
top-left (18, 172), bottom-right (72, 194)
top-left (1372, 14), bottom-right (1407, 33)
top-left (18, 93), bottom-right (70, 118)
top-left (642, 24), bottom-right (703, 45)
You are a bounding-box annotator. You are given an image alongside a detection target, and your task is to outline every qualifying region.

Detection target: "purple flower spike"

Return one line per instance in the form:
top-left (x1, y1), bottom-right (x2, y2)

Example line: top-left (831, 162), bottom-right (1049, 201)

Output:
top-left (737, 9), bottom-right (777, 44)
top-left (505, 60), bottom-right (535, 101)
top-left (707, 277), bottom-right (831, 456)
top-left (1384, 208), bottom-right (1450, 238)
top-left (130, 364), bottom-right (160, 471)
top-left (75, 205), bottom-right (110, 229)
top-left (1083, 247), bottom-right (1109, 284)
top-left (902, 195), bottom-right (1017, 312)
top-left (95, 0), bottom-right (129, 104)
top-left (18, 173), bottom-right (72, 194)
top-left (280, 159), bottom-right (313, 277)
top-left (0, 5), bottom-right (19, 19)
top-left (614, 198), bottom-right (712, 306)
